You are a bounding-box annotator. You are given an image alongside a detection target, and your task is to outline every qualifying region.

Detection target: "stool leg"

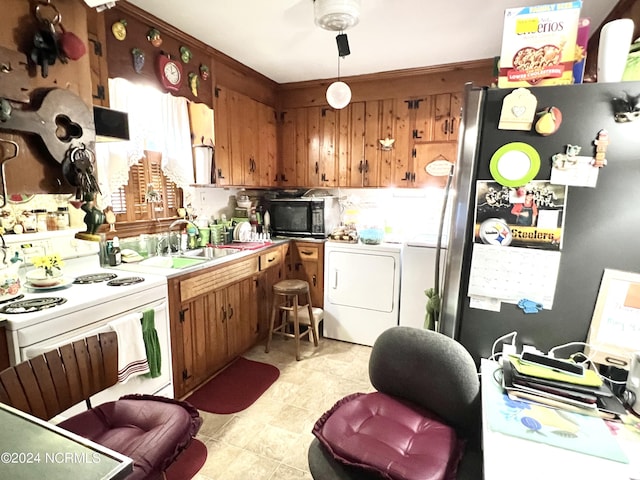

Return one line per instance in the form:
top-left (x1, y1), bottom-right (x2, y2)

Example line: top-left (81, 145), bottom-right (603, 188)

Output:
top-left (265, 295), bottom-right (279, 353)
top-left (306, 291), bottom-right (319, 347)
top-left (293, 294), bottom-right (301, 361)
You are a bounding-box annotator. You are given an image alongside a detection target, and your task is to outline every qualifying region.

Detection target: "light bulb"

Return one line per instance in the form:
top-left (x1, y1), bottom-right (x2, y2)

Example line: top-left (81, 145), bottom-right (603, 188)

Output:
top-left (326, 81), bottom-right (351, 109)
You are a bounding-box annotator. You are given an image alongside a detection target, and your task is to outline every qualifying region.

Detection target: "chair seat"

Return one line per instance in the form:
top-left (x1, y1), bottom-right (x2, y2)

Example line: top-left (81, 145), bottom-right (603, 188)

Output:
top-left (59, 396), bottom-right (202, 480)
top-left (312, 392), bottom-right (463, 480)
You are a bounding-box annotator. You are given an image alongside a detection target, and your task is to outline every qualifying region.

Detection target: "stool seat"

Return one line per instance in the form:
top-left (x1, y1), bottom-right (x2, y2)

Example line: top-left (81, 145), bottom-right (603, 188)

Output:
top-left (273, 279), bottom-right (311, 295)
top-left (266, 279), bottom-right (320, 360)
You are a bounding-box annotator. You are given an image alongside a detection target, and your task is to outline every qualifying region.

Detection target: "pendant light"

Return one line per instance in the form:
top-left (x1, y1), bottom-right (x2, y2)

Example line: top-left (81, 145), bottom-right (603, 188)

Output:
top-left (326, 32), bottom-right (351, 110)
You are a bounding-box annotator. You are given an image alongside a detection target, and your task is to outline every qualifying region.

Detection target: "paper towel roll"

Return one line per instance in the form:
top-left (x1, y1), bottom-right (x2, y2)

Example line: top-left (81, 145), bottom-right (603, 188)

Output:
top-left (597, 19), bottom-right (635, 83)
top-left (194, 145), bottom-right (213, 184)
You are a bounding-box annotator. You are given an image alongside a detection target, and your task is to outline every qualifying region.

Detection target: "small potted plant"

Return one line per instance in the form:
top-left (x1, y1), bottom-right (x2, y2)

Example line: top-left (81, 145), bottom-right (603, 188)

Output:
top-left (27, 253), bottom-right (65, 287)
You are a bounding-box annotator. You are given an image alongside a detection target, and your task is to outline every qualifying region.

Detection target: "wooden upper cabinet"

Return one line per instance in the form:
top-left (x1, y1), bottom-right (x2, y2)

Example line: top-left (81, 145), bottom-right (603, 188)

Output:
top-left (279, 107), bottom-right (309, 187)
top-left (216, 86), bottom-right (276, 187)
top-left (413, 142), bottom-right (457, 188)
top-left (257, 102), bottom-right (277, 187)
top-left (307, 107), bottom-right (338, 187)
top-left (337, 102), bottom-right (365, 187)
top-left (432, 92), bottom-right (462, 142)
top-left (213, 86), bottom-right (232, 185)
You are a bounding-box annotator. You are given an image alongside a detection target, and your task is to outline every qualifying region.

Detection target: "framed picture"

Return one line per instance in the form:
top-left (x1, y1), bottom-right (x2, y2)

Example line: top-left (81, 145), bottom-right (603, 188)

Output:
top-left (585, 269), bottom-right (640, 368)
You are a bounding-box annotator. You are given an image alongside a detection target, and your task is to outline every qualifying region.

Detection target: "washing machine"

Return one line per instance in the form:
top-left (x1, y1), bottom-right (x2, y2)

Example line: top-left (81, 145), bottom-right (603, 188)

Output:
top-left (323, 241), bottom-right (402, 346)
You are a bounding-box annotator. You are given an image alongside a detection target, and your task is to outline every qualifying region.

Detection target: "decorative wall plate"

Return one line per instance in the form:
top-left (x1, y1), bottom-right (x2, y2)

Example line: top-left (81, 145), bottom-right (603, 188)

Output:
top-left (489, 142), bottom-right (540, 187)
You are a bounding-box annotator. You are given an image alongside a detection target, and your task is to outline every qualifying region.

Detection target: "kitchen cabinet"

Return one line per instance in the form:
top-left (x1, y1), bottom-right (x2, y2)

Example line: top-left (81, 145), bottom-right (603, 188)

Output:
top-left (279, 107), bottom-right (308, 186)
top-left (307, 107), bottom-right (338, 187)
top-left (256, 244), bottom-right (286, 338)
top-left (215, 86), bottom-right (277, 187)
top-left (394, 92), bottom-right (461, 187)
top-left (286, 241), bottom-right (324, 308)
top-left (169, 255), bottom-right (259, 397)
top-left (188, 102), bottom-right (215, 147)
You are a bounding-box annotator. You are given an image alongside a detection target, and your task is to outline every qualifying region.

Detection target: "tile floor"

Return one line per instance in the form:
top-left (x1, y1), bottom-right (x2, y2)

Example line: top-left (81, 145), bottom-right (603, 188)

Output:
top-left (191, 335), bottom-right (374, 480)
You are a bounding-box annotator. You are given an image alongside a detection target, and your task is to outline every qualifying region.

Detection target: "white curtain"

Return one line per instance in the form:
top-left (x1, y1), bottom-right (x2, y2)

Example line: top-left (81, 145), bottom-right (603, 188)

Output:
top-left (96, 77), bottom-right (194, 203)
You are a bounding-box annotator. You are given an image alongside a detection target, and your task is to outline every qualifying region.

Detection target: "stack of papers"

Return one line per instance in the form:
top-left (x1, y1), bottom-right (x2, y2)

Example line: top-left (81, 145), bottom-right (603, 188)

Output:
top-left (504, 356), bottom-right (627, 419)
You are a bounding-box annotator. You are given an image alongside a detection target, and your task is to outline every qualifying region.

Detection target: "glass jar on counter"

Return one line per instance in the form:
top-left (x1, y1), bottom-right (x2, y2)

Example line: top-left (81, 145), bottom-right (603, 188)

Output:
top-left (34, 209), bottom-right (48, 232)
top-left (56, 207), bottom-right (70, 229)
top-left (46, 211), bottom-right (58, 231)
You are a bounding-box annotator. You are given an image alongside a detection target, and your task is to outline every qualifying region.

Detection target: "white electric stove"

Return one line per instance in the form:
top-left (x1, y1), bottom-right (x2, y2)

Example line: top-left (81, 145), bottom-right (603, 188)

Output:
top-left (0, 231), bottom-right (174, 417)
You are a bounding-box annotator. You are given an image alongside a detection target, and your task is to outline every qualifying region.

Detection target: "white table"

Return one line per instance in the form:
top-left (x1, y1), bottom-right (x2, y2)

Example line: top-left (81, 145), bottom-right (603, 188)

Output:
top-left (481, 359), bottom-right (640, 480)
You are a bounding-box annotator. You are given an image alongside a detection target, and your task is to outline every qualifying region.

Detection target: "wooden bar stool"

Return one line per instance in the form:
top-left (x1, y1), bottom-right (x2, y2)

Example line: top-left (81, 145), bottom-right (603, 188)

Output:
top-left (265, 279), bottom-right (319, 360)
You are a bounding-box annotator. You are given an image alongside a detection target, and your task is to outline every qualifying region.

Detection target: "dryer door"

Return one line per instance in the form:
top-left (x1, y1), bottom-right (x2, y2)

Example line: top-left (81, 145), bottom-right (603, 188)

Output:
top-left (326, 250), bottom-right (397, 313)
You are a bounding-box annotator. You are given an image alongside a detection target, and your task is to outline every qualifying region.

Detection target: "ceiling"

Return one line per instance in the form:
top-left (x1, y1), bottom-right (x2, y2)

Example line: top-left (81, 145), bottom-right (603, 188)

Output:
top-left (125, 0), bottom-right (619, 84)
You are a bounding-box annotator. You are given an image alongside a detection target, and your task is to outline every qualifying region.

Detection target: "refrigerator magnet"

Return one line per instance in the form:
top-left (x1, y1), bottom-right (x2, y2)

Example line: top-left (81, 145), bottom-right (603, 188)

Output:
top-left (498, 88), bottom-right (537, 130)
top-left (489, 142), bottom-right (541, 187)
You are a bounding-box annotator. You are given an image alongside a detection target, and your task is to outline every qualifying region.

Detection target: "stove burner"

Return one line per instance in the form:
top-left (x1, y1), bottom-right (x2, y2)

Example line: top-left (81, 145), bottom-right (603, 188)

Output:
top-left (107, 276), bottom-right (145, 286)
top-left (74, 273), bottom-right (118, 284)
top-left (0, 297), bottom-right (67, 314)
top-left (0, 294), bottom-right (24, 305)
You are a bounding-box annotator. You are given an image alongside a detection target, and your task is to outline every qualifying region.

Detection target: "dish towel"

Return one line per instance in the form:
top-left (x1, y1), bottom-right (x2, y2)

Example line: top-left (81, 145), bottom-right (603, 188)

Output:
top-left (142, 309), bottom-right (162, 378)
top-left (109, 313), bottom-right (150, 383)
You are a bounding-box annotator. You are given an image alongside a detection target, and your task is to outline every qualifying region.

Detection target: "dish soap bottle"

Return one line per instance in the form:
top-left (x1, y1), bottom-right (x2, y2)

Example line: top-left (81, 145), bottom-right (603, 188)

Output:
top-left (108, 236), bottom-right (122, 266)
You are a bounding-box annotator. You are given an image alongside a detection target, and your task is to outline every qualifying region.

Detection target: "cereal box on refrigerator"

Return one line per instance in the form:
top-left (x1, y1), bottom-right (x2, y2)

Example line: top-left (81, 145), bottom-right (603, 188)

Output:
top-left (498, 1), bottom-right (582, 88)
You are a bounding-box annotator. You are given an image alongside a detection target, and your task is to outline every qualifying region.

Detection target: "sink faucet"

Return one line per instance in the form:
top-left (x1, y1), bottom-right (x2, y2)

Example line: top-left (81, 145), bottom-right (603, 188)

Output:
top-left (168, 219), bottom-right (200, 252)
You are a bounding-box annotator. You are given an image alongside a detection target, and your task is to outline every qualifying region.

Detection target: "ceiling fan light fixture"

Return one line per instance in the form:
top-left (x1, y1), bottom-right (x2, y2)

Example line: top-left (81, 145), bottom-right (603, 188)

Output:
top-left (314, 0), bottom-right (361, 31)
top-left (326, 81), bottom-right (352, 109)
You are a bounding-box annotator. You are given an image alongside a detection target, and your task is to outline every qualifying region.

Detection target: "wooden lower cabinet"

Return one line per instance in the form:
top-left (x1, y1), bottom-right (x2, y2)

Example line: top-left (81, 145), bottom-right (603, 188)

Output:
top-left (286, 241), bottom-right (324, 308)
top-left (169, 255), bottom-right (260, 398)
top-left (169, 246), bottom-right (286, 398)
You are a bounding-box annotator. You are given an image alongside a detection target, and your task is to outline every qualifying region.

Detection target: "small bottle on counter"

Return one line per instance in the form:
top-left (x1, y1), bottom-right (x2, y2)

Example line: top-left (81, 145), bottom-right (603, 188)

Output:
top-left (108, 236), bottom-right (122, 266)
top-left (46, 211), bottom-right (58, 231)
top-left (56, 207), bottom-right (70, 229)
top-left (34, 209), bottom-right (48, 232)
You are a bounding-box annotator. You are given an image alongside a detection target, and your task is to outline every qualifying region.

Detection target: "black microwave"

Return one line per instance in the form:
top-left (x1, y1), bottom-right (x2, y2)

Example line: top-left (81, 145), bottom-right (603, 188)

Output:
top-left (268, 197), bottom-right (340, 239)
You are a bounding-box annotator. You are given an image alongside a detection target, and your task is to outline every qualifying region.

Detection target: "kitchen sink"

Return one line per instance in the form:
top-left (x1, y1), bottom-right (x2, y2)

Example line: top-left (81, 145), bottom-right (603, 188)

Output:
top-left (180, 247), bottom-right (242, 258)
top-left (138, 256), bottom-right (207, 269)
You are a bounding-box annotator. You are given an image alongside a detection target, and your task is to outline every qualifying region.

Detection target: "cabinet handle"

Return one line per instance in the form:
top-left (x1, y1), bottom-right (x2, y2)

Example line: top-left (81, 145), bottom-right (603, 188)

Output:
top-left (450, 118), bottom-right (456, 136)
top-left (364, 160), bottom-right (369, 173)
top-left (221, 305), bottom-right (227, 321)
top-left (443, 119), bottom-right (449, 135)
top-left (315, 162), bottom-right (319, 174)
top-left (358, 160), bottom-right (363, 173)
top-left (312, 274), bottom-right (317, 287)
top-left (411, 172), bottom-right (416, 182)
top-left (217, 168), bottom-right (225, 179)
top-left (301, 250), bottom-right (313, 256)
top-left (228, 304), bottom-right (234, 319)
top-left (267, 255), bottom-right (275, 263)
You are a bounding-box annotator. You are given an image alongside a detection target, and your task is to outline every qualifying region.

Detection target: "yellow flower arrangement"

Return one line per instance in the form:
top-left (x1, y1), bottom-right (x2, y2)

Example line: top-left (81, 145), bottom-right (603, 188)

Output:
top-left (32, 254), bottom-right (64, 277)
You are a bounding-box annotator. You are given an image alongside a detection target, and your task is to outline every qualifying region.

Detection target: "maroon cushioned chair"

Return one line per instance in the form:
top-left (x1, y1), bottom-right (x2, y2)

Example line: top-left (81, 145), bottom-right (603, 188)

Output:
top-left (308, 326), bottom-right (482, 480)
top-left (0, 331), bottom-right (202, 480)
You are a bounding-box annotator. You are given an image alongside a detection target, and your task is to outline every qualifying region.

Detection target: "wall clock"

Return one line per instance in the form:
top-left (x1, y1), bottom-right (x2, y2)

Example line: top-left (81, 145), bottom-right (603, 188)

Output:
top-left (156, 54), bottom-right (183, 92)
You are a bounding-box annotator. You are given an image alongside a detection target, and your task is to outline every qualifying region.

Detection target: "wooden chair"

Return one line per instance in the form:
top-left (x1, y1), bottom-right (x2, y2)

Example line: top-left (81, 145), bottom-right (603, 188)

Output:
top-left (0, 332), bottom-right (202, 480)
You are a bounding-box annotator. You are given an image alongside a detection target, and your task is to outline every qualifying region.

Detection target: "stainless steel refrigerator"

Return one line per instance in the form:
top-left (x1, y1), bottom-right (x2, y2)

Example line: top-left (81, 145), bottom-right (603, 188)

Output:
top-left (439, 81), bottom-right (640, 364)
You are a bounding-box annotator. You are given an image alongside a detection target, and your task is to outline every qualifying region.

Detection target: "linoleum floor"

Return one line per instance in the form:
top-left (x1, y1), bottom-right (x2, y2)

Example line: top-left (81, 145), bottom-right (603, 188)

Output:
top-left (190, 335), bottom-right (373, 480)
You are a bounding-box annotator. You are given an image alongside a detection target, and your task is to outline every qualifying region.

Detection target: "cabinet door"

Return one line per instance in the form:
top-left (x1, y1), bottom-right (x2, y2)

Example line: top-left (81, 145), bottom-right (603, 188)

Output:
top-left (225, 277), bottom-right (259, 358)
top-left (257, 102), bottom-right (277, 186)
top-left (413, 142), bottom-right (458, 188)
top-left (432, 93), bottom-right (462, 142)
top-left (214, 86), bottom-right (232, 185)
top-left (392, 97), bottom-right (413, 187)
top-left (368, 99), bottom-right (396, 187)
top-left (290, 241), bottom-right (324, 308)
top-left (307, 107), bottom-right (337, 187)
top-left (229, 92), bottom-right (260, 186)
top-left (279, 107), bottom-right (308, 187)
top-left (175, 295), bottom-right (210, 396)
top-left (337, 102), bottom-right (365, 187)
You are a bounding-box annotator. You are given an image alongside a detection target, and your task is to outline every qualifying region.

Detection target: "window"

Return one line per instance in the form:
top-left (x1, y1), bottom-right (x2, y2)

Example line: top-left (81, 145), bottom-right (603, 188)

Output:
top-left (112, 151), bottom-right (183, 222)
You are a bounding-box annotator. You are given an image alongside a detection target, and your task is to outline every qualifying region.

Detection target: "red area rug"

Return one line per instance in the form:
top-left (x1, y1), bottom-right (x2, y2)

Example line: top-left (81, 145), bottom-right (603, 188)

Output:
top-left (185, 357), bottom-right (280, 414)
top-left (166, 439), bottom-right (208, 480)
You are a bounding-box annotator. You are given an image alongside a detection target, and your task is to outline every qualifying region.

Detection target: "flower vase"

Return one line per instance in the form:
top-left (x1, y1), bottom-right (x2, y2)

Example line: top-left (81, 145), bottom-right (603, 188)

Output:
top-left (26, 267), bottom-right (64, 287)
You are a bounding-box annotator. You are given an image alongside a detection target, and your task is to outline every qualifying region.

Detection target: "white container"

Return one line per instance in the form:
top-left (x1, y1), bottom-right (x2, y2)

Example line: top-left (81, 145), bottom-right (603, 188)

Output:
top-left (597, 19), bottom-right (635, 83)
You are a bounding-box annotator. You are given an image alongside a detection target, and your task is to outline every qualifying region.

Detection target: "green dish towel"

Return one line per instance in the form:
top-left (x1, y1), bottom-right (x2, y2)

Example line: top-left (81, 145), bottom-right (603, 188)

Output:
top-left (142, 309), bottom-right (162, 378)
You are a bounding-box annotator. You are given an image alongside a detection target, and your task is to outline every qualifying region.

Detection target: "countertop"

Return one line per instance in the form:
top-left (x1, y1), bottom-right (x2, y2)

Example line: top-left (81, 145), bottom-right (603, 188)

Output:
top-left (112, 239), bottom-right (290, 279)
